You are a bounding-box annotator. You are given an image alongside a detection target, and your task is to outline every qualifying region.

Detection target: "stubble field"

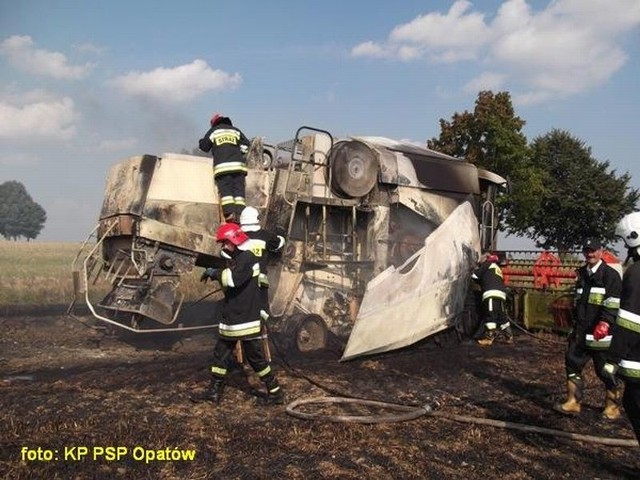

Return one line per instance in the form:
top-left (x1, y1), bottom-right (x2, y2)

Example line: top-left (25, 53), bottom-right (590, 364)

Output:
top-left (1, 241), bottom-right (639, 479)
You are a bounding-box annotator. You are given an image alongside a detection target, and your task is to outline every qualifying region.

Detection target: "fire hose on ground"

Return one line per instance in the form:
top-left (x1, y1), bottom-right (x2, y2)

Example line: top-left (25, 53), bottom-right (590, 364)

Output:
top-left (285, 396), bottom-right (638, 448)
top-left (276, 330), bottom-right (637, 448)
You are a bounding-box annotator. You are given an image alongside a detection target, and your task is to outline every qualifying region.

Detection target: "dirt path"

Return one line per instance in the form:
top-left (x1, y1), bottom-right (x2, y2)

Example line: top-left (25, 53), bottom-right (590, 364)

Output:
top-left (1, 315), bottom-right (639, 479)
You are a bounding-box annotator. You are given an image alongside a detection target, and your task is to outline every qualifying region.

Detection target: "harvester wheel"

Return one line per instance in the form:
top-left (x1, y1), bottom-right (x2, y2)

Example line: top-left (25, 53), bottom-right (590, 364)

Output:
top-left (293, 314), bottom-right (328, 353)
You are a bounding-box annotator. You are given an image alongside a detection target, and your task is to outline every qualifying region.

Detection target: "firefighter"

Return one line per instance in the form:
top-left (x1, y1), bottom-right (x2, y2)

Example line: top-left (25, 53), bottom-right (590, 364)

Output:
top-left (554, 238), bottom-right (622, 418)
top-left (239, 206), bottom-right (286, 323)
top-left (198, 113), bottom-right (251, 223)
top-left (472, 252), bottom-right (512, 346)
top-left (603, 212), bottom-right (640, 440)
top-left (191, 222), bottom-right (284, 406)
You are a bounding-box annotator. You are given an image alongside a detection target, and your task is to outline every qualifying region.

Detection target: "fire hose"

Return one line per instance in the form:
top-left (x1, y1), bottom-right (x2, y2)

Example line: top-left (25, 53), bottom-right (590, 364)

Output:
top-left (274, 335), bottom-right (637, 448)
top-left (285, 396), bottom-right (638, 447)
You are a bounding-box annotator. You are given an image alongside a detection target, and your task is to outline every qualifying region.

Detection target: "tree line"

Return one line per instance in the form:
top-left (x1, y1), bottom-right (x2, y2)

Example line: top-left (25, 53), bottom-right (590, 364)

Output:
top-left (427, 91), bottom-right (639, 251)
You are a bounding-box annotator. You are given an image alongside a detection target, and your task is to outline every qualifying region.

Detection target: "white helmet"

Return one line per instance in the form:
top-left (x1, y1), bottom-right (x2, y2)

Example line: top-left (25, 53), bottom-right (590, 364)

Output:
top-left (615, 211), bottom-right (640, 248)
top-left (240, 206), bottom-right (260, 226)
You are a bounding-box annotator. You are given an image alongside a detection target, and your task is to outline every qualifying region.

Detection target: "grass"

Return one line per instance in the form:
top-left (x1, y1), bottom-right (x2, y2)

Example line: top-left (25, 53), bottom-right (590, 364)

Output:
top-left (0, 241), bottom-right (84, 306)
top-left (0, 240), bottom-right (212, 307)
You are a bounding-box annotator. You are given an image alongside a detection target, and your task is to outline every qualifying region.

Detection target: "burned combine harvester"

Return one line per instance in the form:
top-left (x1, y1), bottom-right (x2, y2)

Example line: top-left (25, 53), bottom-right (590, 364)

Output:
top-left (70, 126), bottom-right (506, 360)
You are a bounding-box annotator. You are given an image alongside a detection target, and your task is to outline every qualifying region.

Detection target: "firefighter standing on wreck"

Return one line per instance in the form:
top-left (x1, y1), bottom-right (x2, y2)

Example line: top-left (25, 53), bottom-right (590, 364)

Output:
top-left (554, 238), bottom-right (622, 419)
top-left (191, 222), bottom-right (284, 406)
top-left (472, 252), bottom-right (513, 346)
top-left (604, 212), bottom-right (640, 441)
top-left (198, 113), bottom-right (252, 223)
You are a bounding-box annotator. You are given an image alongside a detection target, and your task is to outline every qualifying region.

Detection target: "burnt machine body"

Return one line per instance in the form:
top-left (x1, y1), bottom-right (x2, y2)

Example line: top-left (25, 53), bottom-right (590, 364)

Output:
top-left (70, 126), bottom-right (505, 358)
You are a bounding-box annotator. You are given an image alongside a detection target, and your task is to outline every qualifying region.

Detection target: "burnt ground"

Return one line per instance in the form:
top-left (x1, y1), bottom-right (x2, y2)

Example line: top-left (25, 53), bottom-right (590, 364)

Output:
top-left (1, 314), bottom-right (639, 480)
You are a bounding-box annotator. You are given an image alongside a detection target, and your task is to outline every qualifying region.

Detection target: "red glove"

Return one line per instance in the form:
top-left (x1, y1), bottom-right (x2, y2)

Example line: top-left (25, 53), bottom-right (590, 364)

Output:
top-left (593, 321), bottom-right (610, 340)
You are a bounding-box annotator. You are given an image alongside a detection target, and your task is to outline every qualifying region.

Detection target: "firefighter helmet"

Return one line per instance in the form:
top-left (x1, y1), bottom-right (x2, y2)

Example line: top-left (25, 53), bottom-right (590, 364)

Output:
top-left (240, 206), bottom-right (260, 226)
top-left (616, 212), bottom-right (640, 248)
top-left (210, 113), bottom-right (223, 127)
top-left (216, 222), bottom-right (248, 246)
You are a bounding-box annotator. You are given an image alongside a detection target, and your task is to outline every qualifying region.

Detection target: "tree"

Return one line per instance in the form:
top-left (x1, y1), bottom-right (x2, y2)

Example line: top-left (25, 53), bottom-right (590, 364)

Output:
top-left (427, 91), bottom-right (639, 250)
top-left (427, 91), bottom-right (544, 236)
top-left (0, 181), bottom-right (47, 241)
top-left (516, 129), bottom-right (639, 250)
top-left (428, 91), bottom-right (528, 176)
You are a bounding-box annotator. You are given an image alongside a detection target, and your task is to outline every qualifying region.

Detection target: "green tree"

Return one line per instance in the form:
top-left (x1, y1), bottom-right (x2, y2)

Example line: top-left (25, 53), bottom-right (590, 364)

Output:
top-left (427, 91), bottom-right (528, 176)
top-left (0, 181), bottom-right (47, 241)
top-left (427, 91), bottom-right (638, 250)
top-left (427, 91), bottom-right (544, 235)
top-left (519, 129), bottom-right (638, 250)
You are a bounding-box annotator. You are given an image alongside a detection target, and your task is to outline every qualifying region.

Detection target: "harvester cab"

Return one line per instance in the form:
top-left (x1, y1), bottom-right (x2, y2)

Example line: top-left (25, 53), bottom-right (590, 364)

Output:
top-left (68, 125), bottom-right (507, 359)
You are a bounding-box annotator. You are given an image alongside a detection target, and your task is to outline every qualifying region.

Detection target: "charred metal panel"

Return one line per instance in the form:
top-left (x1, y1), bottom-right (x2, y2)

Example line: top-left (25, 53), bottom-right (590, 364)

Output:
top-left (269, 238), bottom-right (305, 317)
top-left (370, 205), bottom-right (390, 276)
top-left (342, 201), bottom-right (480, 360)
top-left (355, 136), bottom-right (480, 194)
top-left (100, 155), bottom-right (157, 219)
top-left (397, 186), bottom-right (470, 224)
top-left (138, 218), bottom-right (219, 257)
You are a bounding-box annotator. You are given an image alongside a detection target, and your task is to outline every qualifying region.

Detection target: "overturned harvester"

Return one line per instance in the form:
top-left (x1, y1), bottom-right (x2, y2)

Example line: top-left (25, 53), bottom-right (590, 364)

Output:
top-left (70, 126), bottom-right (506, 359)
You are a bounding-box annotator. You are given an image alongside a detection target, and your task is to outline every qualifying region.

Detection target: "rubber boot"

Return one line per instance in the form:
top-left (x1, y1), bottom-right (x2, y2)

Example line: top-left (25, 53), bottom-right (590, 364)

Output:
top-left (553, 379), bottom-right (582, 415)
top-left (602, 386), bottom-right (622, 420)
top-left (190, 379), bottom-right (225, 404)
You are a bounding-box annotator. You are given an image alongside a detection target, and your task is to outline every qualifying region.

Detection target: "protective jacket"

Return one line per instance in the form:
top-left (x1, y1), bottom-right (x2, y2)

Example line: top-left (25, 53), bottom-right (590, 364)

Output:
top-left (199, 121), bottom-right (251, 178)
top-left (472, 261), bottom-right (506, 301)
top-left (573, 260), bottom-right (622, 350)
top-left (242, 226), bottom-right (285, 288)
top-left (609, 261), bottom-right (640, 382)
top-left (217, 247), bottom-right (262, 339)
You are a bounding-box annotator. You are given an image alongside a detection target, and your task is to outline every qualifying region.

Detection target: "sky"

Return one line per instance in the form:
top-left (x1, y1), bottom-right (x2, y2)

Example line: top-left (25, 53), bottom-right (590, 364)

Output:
top-left (1, 0), bottom-right (639, 249)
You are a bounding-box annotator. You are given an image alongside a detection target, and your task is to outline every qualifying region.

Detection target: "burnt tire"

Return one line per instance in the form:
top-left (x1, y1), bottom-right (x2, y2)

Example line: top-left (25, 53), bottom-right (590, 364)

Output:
top-left (328, 141), bottom-right (378, 198)
top-left (288, 314), bottom-right (328, 353)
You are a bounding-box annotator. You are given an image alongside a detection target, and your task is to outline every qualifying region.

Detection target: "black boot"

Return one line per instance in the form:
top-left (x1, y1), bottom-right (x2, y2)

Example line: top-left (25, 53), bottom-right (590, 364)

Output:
top-left (190, 379), bottom-right (225, 404)
top-left (257, 388), bottom-right (284, 406)
top-left (500, 324), bottom-right (514, 344)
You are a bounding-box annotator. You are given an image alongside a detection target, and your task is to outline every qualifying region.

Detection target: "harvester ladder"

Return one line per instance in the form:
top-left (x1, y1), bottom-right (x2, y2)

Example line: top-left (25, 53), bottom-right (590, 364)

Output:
top-left (282, 126), bottom-right (334, 205)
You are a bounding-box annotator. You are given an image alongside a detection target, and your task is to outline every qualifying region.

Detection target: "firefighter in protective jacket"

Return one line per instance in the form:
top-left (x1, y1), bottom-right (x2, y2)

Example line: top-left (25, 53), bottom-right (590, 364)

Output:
top-left (240, 206), bottom-right (286, 323)
top-left (472, 252), bottom-right (512, 346)
top-left (554, 238), bottom-right (622, 418)
top-left (605, 212), bottom-right (640, 441)
top-left (198, 113), bottom-right (251, 223)
top-left (191, 222), bottom-right (283, 406)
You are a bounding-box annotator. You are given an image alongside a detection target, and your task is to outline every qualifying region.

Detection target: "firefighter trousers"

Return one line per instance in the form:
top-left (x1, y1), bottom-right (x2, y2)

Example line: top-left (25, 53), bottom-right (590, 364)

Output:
top-left (210, 336), bottom-right (278, 389)
top-left (564, 335), bottom-right (618, 391)
top-left (215, 173), bottom-right (246, 218)
top-left (623, 381), bottom-right (640, 444)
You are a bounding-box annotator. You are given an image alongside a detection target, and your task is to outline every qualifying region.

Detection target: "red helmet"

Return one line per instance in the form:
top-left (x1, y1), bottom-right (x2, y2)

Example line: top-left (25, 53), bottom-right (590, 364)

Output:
top-left (216, 222), bottom-right (248, 246)
top-left (210, 113), bottom-right (223, 126)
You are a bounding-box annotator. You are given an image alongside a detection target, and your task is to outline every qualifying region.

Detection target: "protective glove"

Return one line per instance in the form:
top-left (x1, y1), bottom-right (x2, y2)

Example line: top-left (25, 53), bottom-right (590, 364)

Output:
top-left (200, 268), bottom-right (221, 283)
top-left (593, 320), bottom-right (610, 340)
top-left (602, 362), bottom-right (619, 384)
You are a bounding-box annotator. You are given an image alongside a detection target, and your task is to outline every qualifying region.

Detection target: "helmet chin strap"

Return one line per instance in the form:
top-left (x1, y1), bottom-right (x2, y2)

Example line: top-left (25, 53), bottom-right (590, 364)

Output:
top-left (625, 245), bottom-right (640, 265)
